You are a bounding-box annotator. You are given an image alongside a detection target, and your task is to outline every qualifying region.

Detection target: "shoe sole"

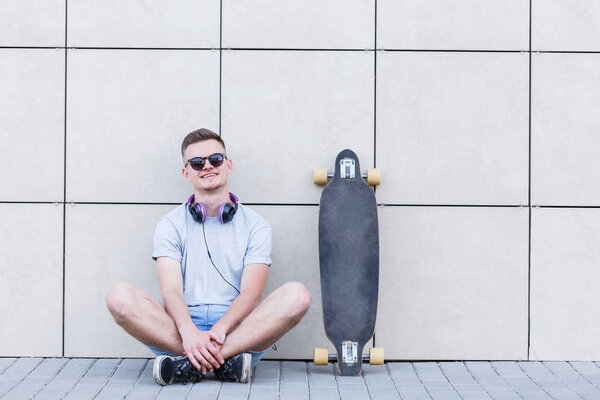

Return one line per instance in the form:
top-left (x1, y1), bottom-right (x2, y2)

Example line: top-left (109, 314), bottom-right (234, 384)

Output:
top-left (153, 356), bottom-right (169, 386)
top-left (240, 353), bottom-right (252, 383)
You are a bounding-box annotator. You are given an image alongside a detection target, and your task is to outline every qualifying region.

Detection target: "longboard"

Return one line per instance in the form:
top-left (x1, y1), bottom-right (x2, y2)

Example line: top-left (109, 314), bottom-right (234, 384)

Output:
top-left (313, 149), bottom-right (383, 376)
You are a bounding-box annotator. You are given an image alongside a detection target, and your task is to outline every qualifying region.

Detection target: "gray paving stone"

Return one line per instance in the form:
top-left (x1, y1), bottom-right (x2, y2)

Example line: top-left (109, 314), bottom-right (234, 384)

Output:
top-left (110, 358), bottom-right (148, 382)
top-left (308, 363), bottom-right (337, 389)
top-left (414, 362), bottom-right (449, 384)
top-left (363, 365), bottom-right (399, 398)
top-left (0, 357), bottom-right (44, 397)
top-left (185, 379), bottom-right (221, 399)
top-left (279, 392), bottom-right (310, 400)
top-left (0, 358), bottom-right (17, 373)
top-left (394, 382), bottom-right (427, 391)
top-left (400, 395), bottom-right (432, 400)
top-left (253, 360), bottom-right (279, 380)
top-left (34, 358), bottom-right (95, 399)
top-left (439, 362), bottom-right (479, 385)
top-left (156, 381), bottom-right (193, 399)
top-left (309, 387), bottom-right (340, 400)
top-left (336, 375), bottom-right (366, 384)
top-left (546, 359), bottom-right (600, 399)
top-left (569, 362), bottom-right (600, 386)
top-left (94, 359), bottom-right (148, 399)
top-left (335, 394), bottom-right (371, 400)
top-left (370, 393), bottom-right (401, 400)
top-left (251, 379), bottom-right (279, 388)
top-left (125, 360), bottom-right (161, 399)
top-left (62, 359), bottom-right (121, 399)
top-left (2, 358), bottom-right (68, 399)
top-left (217, 380), bottom-right (251, 399)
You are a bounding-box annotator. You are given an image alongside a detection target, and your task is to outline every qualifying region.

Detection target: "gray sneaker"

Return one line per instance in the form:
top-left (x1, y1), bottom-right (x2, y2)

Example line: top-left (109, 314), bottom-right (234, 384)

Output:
top-left (213, 353), bottom-right (252, 383)
top-left (153, 355), bottom-right (205, 386)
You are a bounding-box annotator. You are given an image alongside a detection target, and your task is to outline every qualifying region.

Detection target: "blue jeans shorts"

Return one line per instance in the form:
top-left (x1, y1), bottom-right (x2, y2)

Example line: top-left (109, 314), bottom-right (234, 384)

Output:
top-left (146, 304), bottom-right (266, 368)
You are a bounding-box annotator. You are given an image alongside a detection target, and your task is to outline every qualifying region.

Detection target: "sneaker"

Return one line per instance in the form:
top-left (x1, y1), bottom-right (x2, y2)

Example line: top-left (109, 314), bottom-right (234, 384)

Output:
top-left (153, 355), bottom-right (205, 386)
top-left (213, 353), bottom-right (252, 383)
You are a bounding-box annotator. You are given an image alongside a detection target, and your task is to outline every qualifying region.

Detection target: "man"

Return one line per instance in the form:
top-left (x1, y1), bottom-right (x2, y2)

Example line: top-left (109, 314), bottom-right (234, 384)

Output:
top-left (106, 128), bottom-right (311, 385)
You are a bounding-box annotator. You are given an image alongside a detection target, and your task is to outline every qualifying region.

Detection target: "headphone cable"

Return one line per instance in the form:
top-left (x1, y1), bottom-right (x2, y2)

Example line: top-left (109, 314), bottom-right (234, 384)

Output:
top-left (202, 222), bottom-right (241, 294)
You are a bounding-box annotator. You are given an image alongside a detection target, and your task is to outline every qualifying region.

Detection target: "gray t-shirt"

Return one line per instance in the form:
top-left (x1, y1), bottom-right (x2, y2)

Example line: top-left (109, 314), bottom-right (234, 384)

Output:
top-left (152, 202), bottom-right (272, 306)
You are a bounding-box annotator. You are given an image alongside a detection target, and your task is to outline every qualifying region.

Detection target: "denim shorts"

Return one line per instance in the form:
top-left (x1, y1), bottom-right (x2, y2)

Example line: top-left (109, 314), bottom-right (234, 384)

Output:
top-left (146, 304), bottom-right (266, 368)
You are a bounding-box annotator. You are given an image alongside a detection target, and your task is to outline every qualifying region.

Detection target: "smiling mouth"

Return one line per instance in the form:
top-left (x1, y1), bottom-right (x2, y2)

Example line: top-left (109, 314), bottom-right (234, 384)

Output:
top-left (202, 173), bottom-right (218, 179)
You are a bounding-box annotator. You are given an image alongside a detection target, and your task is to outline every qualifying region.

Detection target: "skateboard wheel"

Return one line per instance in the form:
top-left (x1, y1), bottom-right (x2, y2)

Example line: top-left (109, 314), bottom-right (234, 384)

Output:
top-left (314, 347), bottom-right (329, 365)
top-left (314, 168), bottom-right (328, 185)
top-left (366, 168), bottom-right (381, 186)
top-left (369, 347), bottom-right (384, 365)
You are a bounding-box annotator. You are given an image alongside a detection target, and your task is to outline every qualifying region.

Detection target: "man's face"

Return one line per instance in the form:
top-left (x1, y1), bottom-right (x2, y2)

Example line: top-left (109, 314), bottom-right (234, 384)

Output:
top-left (182, 139), bottom-right (232, 192)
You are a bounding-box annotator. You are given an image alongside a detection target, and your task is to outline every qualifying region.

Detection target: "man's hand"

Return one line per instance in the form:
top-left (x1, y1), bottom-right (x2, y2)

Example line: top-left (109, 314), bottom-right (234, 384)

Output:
top-left (181, 328), bottom-right (225, 374)
top-left (210, 326), bottom-right (227, 346)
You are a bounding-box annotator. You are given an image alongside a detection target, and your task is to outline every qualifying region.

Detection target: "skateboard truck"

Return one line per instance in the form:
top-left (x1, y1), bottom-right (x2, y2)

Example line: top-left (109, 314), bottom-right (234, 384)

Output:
top-left (313, 165), bottom-right (381, 186)
top-left (313, 346), bottom-right (385, 366)
top-left (339, 158), bottom-right (356, 179)
top-left (341, 341), bottom-right (358, 365)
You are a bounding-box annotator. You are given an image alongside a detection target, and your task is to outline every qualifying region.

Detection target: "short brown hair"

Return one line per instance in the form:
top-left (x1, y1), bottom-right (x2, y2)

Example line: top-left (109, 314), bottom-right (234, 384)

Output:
top-left (181, 128), bottom-right (226, 157)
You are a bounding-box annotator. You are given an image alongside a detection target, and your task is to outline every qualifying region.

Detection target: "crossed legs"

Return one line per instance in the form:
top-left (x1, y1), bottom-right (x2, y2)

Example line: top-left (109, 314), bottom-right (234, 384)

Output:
top-left (105, 281), bottom-right (311, 360)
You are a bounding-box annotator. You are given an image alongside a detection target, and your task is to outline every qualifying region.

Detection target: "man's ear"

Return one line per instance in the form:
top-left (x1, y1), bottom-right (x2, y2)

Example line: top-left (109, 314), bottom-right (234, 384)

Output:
top-left (182, 168), bottom-right (191, 182)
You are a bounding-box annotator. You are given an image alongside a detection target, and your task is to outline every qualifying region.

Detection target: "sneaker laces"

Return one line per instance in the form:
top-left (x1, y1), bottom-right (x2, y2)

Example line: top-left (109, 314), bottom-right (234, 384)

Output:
top-left (213, 357), bottom-right (237, 382)
top-left (173, 357), bottom-right (204, 384)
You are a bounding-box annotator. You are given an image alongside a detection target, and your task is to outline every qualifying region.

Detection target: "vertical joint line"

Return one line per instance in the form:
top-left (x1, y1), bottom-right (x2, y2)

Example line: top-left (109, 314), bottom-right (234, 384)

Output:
top-left (62, 0), bottom-right (69, 358)
top-left (219, 0), bottom-right (223, 136)
top-left (527, 0), bottom-right (533, 361)
top-left (373, 0), bottom-right (378, 198)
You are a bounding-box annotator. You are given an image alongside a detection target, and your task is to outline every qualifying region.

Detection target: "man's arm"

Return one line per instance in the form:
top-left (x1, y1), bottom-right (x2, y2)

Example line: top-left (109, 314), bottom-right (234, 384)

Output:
top-left (210, 263), bottom-right (269, 342)
top-left (156, 257), bottom-right (224, 373)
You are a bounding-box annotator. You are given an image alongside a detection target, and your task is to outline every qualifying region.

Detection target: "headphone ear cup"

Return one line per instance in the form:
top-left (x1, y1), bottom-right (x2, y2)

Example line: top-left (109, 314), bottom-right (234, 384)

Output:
top-left (219, 203), bottom-right (236, 223)
top-left (189, 202), bottom-right (206, 223)
top-left (219, 203), bottom-right (230, 223)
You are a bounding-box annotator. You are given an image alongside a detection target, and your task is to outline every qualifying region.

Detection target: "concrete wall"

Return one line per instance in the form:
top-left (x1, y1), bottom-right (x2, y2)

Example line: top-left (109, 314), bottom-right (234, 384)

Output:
top-left (1, 1), bottom-right (600, 361)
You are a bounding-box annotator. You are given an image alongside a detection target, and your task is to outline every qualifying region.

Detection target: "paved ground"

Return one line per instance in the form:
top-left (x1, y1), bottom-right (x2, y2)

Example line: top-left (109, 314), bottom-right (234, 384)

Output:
top-left (2, 358), bottom-right (600, 399)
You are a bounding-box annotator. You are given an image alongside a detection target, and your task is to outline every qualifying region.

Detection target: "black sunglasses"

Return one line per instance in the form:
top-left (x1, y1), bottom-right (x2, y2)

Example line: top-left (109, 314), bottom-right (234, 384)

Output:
top-left (185, 153), bottom-right (227, 171)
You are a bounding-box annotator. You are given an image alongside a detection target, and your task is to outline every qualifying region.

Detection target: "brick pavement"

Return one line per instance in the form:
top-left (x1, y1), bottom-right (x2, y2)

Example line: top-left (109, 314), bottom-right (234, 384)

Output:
top-left (2, 358), bottom-right (600, 399)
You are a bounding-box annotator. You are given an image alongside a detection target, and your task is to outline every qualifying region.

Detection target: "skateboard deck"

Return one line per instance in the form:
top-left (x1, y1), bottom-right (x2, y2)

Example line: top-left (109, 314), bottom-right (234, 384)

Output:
top-left (317, 149), bottom-right (380, 376)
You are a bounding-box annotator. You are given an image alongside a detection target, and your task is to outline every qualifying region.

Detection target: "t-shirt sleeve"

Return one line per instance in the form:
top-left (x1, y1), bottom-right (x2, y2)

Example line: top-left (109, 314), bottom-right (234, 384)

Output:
top-left (244, 221), bottom-right (272, 267)
top-left (152, 216), bottom-right (183, 262)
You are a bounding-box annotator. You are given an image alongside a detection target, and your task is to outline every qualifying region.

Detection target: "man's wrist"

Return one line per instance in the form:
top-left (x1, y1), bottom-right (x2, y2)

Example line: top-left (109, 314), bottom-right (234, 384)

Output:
top-left (178, 321), bottom-right (198, 337)
top-left (210, 324), bottom-right (228, 339)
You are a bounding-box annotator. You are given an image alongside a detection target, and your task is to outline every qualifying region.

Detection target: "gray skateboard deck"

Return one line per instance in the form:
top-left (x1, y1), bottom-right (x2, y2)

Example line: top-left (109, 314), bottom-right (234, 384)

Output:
top-left (318, 149), bottom-right (379, 376)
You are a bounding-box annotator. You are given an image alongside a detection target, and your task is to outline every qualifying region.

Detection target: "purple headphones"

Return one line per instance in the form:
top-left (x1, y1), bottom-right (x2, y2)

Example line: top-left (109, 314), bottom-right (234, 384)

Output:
top-left (187, 193), bottom-right (239, 223)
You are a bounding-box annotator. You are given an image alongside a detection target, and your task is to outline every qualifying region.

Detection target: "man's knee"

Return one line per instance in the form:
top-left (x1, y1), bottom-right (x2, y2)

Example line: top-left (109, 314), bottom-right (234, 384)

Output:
top-left (105, 282), bottom-right (137, 321)
top-left (281, 281), bottom-right (311, 317)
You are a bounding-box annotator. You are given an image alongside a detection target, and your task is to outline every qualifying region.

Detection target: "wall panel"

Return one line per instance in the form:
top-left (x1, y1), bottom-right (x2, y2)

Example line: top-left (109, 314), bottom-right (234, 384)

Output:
top-left (0, 49), bottom-right (64, 202)
top-left (531, 53), bottom-right (600, 206)
top-left (0, 204), bottom-right (63, 356)
top-left (378, 0), bottom-right (529, 50)
top-left (377, 206), bottom-right (529, 360)
top-left (64, 204), bottom-right (169, 357)
top-left (530, 208), bottom-right (600, 361)
top-left (66, 49), bottom-right (219, 203)
top-left (377, 52), bottom-right (529, 205)
top-left (532, 0), bottom-right (600, 51)
top-left (0, 0), bottom-right (64, 47)
top-left (67, 0), bottom-right (219, 48)
top-left (222, 0), bottom-right (374, 49)
top-left (222, 50), bottom-right (374, 204)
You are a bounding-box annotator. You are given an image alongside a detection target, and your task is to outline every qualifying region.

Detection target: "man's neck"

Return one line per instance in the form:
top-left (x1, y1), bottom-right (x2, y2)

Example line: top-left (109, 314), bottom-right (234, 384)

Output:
top-left (192, 187), bottom-right (231, 217)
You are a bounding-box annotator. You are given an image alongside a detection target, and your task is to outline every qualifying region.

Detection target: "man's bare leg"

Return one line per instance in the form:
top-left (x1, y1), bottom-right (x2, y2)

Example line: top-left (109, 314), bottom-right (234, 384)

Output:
top-left (106, 282), bottom-right (184, 355)
top-left (106, 281), bottom-right (312, 361)
top-left (217, 281), bottom-right (311, 359)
